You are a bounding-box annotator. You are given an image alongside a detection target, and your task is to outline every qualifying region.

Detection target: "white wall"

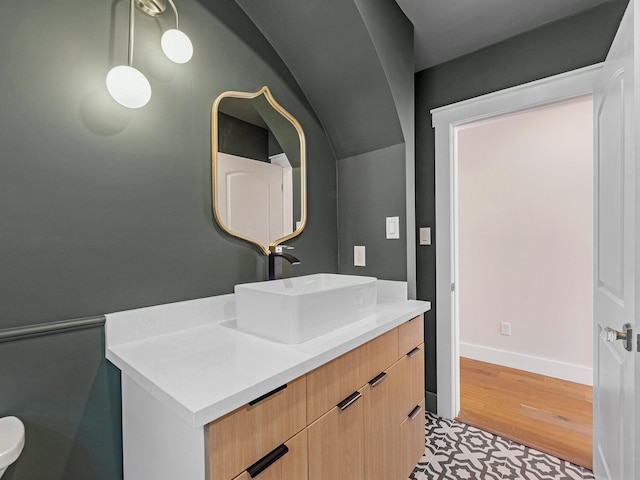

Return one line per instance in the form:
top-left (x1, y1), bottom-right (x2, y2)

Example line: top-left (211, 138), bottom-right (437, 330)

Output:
top-left (457, 95), bottom-right (593, 385)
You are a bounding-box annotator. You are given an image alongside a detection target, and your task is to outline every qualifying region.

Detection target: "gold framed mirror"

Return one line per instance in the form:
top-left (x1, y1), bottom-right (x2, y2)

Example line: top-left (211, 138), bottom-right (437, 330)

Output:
top-left (212, 87), bottom-right (307, 255)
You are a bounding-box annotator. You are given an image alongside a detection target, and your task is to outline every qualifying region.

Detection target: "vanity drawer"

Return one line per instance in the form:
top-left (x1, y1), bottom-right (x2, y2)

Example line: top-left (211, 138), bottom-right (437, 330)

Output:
top-left (398, 314), bottom-right (424, 357)
top-left (207, 376), bottom-right (306, 480)
top-left (231, 429), bottom-right (308, 480)
top-left (399, 400), bottom-right (426, 480)
top-left (360, 327), bottom-right (399, 391)
top-left (306, 344), bottom-right (360, 424)
top-left (399, 343), bottom-right (425, 418)
top-left (306, 328), bottom-right (397, 424)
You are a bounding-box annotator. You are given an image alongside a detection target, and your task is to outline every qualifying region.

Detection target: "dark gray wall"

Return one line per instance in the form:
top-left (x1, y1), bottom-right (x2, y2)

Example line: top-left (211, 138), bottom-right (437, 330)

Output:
top-left (415, 0), bottom-right (630, 412)
top-left (0, 0), bottom-right (338, 330)
top-left (1, 322), bottom-right (122, 480)
top-left (338, 144), bottom-right (407, 279)
top-left (232, 0), bottom-right (415, 285)
top-left (0, 0), bottom-right (338, 478)
top-left (338, 0), bottom-right (414, 283)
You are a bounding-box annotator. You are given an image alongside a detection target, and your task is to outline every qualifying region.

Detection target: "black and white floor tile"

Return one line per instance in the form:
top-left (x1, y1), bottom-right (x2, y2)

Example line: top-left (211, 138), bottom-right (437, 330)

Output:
top-left (409, 413), bottom-right (595, 480)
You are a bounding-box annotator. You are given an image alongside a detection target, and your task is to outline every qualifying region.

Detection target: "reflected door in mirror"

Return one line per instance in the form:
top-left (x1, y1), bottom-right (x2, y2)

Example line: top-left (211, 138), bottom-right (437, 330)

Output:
top-left (217, 152), bottom-right (293, 248)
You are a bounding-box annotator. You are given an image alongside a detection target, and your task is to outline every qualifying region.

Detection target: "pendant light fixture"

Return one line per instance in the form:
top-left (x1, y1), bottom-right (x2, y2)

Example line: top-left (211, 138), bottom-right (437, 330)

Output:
top-left (160, 0), bottom-right (193, 64)
top-left (106, 0), bottom-right (193, 109)
top-left (106, 0), bottom-right (151, 108)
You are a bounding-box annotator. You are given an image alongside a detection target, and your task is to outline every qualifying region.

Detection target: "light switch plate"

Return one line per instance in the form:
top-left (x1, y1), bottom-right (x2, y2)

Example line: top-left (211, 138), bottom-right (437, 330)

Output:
top-left (386, 216), bottom-right (400, 239)
top-left (354, 245), bottom-right (366, 267)
top-left (419, 227), bottom-right (431, 245)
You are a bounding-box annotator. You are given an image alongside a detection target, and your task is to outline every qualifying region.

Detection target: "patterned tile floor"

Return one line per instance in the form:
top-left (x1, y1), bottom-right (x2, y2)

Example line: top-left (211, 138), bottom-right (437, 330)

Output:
top-left (410, 413), bottom-right (595, 480)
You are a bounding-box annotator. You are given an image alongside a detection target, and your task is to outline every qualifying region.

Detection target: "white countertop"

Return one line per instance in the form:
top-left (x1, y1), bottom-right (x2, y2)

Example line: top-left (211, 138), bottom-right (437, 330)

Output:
top-left (105, 280), bottom-right (430, 428)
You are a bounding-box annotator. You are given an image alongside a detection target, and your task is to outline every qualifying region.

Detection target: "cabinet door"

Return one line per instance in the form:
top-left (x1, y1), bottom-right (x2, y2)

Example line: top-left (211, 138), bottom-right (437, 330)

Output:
top-left (399, 400), bottom-right (425, 480)
top-left (231, 430), bottom-right (308, 480)
top-left (308, 388), bottom-right (365, 480)
top-left (363, 361), bottom-right (402, 480)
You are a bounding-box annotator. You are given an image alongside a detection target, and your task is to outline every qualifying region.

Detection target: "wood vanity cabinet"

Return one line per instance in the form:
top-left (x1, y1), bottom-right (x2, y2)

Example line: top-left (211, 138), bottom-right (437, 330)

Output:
top-left (206, 314), bottom-right (425, 480)
top-left (363, 314), bottom-right (425, 480)
top-left (397, 315), bottom-right (426, 479)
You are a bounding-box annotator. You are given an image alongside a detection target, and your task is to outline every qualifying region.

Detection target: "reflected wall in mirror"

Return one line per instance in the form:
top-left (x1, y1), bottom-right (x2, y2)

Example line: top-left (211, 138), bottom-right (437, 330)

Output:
top-left (212, 87), bottom-right (307, 255)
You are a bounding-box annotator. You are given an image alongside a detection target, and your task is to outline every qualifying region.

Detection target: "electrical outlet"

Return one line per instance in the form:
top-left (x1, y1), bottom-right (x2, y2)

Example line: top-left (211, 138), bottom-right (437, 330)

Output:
top-left (500, 322), bottom-right (511, 336)
top-left (354, 245), bottom-right (366, 267)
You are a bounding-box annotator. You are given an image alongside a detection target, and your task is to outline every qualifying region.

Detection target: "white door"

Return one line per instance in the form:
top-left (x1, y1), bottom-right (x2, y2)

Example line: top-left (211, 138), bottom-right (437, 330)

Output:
top-left (593, 1), bottom-right (639, 478)
top-left (217, 152), bottom-right (287, 247)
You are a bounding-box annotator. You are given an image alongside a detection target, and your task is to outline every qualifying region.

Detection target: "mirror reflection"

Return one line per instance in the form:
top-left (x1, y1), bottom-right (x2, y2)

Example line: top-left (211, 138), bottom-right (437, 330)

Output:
top-left (212, 87), bottom-right (307, 255)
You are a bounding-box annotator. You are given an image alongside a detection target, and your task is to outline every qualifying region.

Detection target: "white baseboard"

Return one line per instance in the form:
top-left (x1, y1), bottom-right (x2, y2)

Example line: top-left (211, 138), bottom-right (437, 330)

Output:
top-left (460, 342), bottom-right (593, 386)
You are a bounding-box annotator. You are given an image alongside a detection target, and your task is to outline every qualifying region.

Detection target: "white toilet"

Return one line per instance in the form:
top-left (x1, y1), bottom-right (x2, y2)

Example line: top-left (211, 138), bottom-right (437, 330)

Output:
top-left (0, 417), bottom-right (24, 478)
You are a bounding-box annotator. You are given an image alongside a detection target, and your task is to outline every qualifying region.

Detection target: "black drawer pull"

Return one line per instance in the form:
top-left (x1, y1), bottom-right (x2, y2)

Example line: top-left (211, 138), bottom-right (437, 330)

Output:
top-left (408, 405), bottom-right (422, 420)
top-left (337, 391), bottom-right (362, 411)
top-left (407, 346), bottom-right (421, 358)
top-left (246, 444), bottom-right (289, 478)
top-left (248, 384), bottom-right (287, 406)
top-left (368, 371), bottom-right (388, 388)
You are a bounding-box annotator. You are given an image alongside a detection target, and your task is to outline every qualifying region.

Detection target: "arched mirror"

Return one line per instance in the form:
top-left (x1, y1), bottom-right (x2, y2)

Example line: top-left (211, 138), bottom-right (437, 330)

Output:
top-left (212, 87), bottom-right (307, 255)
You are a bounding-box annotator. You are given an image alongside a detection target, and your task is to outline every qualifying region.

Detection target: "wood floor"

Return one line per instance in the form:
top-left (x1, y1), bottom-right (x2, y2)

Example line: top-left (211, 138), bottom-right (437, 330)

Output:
top-left (456, 357), bottom-right (593, 470)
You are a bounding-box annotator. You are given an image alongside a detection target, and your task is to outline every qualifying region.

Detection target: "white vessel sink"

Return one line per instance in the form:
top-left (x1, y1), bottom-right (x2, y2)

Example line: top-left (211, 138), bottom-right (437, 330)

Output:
top-left (234, 274), bottom-right (377, 343)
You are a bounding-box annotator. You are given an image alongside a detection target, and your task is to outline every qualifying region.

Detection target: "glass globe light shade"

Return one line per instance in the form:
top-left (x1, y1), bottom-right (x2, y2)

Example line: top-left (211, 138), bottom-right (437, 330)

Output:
top-left (106, 65), bottom-right (152, 109)
top-left (161, 29), bottom-right (193, 64)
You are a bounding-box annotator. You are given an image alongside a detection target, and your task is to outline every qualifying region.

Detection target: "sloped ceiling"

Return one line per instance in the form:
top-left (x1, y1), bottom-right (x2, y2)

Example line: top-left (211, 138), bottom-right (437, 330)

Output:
top-left (233, 0), bottom-right (404, 160)
top-left (396, 0), bottom-right (613, 71)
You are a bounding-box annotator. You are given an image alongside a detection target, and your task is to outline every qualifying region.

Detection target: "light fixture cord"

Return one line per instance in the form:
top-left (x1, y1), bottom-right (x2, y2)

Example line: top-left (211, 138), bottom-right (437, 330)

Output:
top-left (128, 0), bottom-right (135, 66)
top-left (168, 0), bottom-right (179, 30)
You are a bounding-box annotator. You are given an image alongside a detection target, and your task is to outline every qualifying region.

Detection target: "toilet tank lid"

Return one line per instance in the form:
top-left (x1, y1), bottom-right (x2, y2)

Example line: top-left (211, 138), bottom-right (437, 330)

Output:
top-left (0, 417), bottom-right (25, 467)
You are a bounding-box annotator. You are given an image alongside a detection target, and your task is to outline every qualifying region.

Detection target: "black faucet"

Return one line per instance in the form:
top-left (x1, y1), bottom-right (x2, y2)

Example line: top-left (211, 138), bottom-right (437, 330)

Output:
top-left (268, 245), bottom-right (300, 280)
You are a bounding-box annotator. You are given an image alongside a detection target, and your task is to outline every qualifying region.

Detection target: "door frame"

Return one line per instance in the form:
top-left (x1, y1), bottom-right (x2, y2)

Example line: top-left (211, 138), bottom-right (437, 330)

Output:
top-left (431, 63), bottom-right (603, 420)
